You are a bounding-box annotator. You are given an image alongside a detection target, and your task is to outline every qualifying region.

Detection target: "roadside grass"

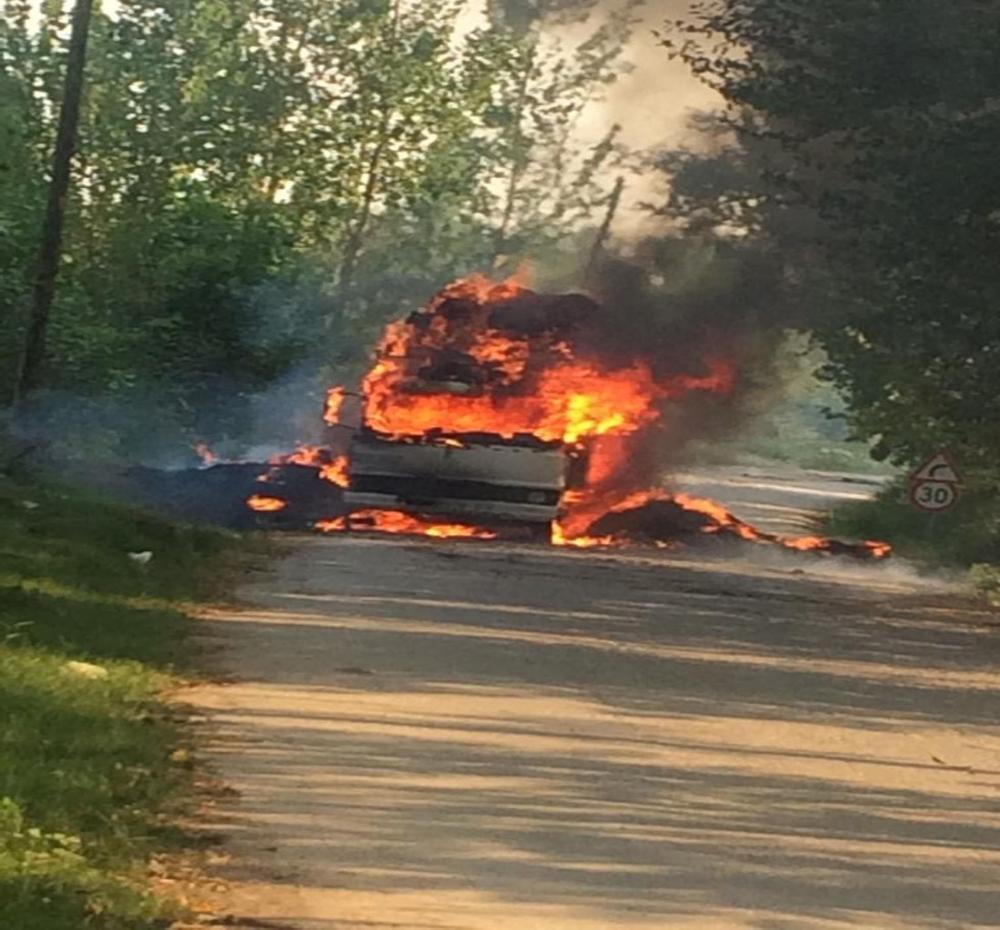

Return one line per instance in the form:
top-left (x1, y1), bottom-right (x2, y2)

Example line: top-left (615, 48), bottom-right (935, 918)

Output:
top-left (827, 479), bottom-right (1000, 592)
top-left (0, 471), bottom-right (253, 929)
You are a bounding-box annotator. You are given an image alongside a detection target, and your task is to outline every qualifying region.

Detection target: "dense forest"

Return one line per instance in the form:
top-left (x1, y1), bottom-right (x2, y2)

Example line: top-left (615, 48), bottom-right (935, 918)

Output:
top-left (3, 0), bottom-right (1000, 554)
top-left (663, 0), bottom-right (1000, 474)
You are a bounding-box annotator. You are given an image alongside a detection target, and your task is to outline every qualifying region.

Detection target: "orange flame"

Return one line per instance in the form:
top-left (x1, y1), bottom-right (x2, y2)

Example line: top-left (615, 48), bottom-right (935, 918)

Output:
top-left (324, 386), bottom-right (348, 426)
top-left (355, 273), bottom-right (736, 542)
top-left (864, 540), bottom-right (894, 558)
top-left (554, 485), bottom-right (670, 540)
top-left (552, 487), bottom-right (893, 559)
top-left (271, 445), bottom-right (326, 467)
top-left (363, 348), bottom-right (665, 445)
top-left (781, 535), bottom-right (827, 552)
top-left (551, 522), bottom-right (617, 548)
top-left (674, 492), bottom-right (763, 542)
top-left (360, 275), bottom-right (680, 445)
top-left (316, 509), bottom-right (496, 539)
top-left (247, 494), bottom-right (287, 512)
top-left (267, 446), bottom-right (351, 488)
top-left (319, 454), bottom-right (350, 488)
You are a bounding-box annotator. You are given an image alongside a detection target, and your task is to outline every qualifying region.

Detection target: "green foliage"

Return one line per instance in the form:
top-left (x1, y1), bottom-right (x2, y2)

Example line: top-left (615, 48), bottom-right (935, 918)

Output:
top-left (0, 28), bottom-right (46, 385)
top-left (693, 400), bottom-right (889, 474)
top-left (0, 658), bottom-right (176, 929)
top-left (969, 563), bottom-right (1000, 607)
top-left (659, 1), bottom-right (1000, 565)
top-left (661, 1), bottom-right (1000, 478)
top-left (719, 336), bottom-right (890, 474)
top-left (3, 0), bottom-right (637, 454)
top-left (662, 321), bottom-right (889, 473)
top-left (0, 473), bottom-right (249, 929)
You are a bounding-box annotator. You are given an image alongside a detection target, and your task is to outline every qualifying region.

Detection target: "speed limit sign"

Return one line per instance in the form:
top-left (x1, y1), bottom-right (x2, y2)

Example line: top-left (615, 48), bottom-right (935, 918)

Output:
top-left (910, 480), bottom-right (958, 512)
top-left (910, 449), bottom-right (961, 512)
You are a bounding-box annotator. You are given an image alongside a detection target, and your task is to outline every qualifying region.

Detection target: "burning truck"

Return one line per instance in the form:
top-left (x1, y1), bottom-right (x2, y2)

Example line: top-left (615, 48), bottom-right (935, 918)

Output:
top-left (245, 273), bottom-right (890, 559)
top-left (328, 278), bottom-right (614, 539)
top-left (317, 273), bottom-right (732, 544)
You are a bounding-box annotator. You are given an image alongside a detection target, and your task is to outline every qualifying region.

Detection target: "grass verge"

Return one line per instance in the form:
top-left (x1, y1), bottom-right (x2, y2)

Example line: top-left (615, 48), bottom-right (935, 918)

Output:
top-left (826, 479), bottom-right (1000, 587)
top-left (0, 470), bottom-right (253, 929)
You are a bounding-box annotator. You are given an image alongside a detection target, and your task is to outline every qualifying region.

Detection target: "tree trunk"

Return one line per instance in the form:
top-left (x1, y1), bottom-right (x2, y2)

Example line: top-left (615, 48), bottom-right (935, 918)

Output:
top-left (494, 45), bottom-right (536, 255)
top-left (587, 176), bottom-right (625, 274)
top-left (16, 0), bottom-right (94, 400)
top-left (337, 0), bottom-right (400, 306)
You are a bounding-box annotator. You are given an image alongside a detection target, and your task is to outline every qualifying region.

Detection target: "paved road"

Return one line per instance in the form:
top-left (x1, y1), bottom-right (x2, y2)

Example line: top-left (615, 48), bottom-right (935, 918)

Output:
top-left (188, 470), bottom-right (1000, 930)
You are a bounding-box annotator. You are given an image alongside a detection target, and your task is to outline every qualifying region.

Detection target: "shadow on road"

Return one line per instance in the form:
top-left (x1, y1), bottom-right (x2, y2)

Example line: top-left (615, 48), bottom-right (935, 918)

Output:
top-left (191, 538), bottom-right (1000, 930)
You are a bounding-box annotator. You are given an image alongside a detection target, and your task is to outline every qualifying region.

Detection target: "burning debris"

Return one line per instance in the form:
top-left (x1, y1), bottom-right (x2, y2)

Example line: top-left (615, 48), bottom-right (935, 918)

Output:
top-left (317, 510), bottom-right (497, 540)
top-left (264, 444), bottom-right (351, 489)
top-left (229, 273), bottom-right (889, 561)
top-left (247, 494), bottom-right (287, 513)
top-left (581, 491), bottom-right (891, 559)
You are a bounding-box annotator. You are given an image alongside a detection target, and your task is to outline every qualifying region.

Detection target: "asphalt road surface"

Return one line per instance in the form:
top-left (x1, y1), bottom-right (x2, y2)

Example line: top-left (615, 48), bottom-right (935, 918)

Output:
top-left (187, 468), bottom-right (1000, 930)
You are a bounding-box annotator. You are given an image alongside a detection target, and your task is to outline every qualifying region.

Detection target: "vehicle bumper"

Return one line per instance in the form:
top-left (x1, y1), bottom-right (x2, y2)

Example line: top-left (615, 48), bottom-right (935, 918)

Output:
top-left (342, 492), bottom-right (558, 524)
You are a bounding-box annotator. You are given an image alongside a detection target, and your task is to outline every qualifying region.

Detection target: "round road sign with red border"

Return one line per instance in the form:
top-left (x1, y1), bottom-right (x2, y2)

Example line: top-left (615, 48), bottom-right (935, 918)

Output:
top-left (910, 480), bottom-right (959, 512)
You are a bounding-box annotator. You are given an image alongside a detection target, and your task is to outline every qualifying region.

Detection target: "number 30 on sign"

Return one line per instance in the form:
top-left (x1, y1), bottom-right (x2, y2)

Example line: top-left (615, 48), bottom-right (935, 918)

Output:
top-left (910, 480), bottom-right (958, 512)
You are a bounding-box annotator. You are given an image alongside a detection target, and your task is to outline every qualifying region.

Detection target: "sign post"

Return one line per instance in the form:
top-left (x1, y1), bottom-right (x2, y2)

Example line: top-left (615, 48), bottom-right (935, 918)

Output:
top-left (910, 449), bottom-right (962, 513)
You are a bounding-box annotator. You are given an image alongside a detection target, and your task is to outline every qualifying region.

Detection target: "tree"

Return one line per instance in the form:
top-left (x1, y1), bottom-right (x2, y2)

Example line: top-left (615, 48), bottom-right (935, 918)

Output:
top-left (660, 0), bottom-right (1000, 477)
top-left (486, 0), bottom-right (640, 257)
top-left (16, 0), bottom-right (94, 399)
top-left (0, 3), bottom-right (56, 399)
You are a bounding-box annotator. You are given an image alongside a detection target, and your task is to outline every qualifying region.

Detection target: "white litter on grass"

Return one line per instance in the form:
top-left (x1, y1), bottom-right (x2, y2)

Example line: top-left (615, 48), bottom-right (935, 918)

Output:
top-left (63, 660), bottom-right (109, 680)
top-left (21, 500), bottom-right (40, 510)
top-left (128, 550), bottom-right (153, 565)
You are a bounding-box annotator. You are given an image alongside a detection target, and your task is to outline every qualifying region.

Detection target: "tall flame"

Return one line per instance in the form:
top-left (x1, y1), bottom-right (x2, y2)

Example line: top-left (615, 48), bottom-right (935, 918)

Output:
top-left (359, 275), bottom-right (680, 448)
top-left (319, 455), bottom-right (350, 488)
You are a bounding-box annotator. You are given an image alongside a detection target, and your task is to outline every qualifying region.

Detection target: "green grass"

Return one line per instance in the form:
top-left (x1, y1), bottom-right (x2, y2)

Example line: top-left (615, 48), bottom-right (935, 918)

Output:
top-left (0, 471), bottom-right (252, 929)
top-left (826, 479), bottom-right (1000, 569)
top-left (969, 563), bottom-right (1000, 606)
